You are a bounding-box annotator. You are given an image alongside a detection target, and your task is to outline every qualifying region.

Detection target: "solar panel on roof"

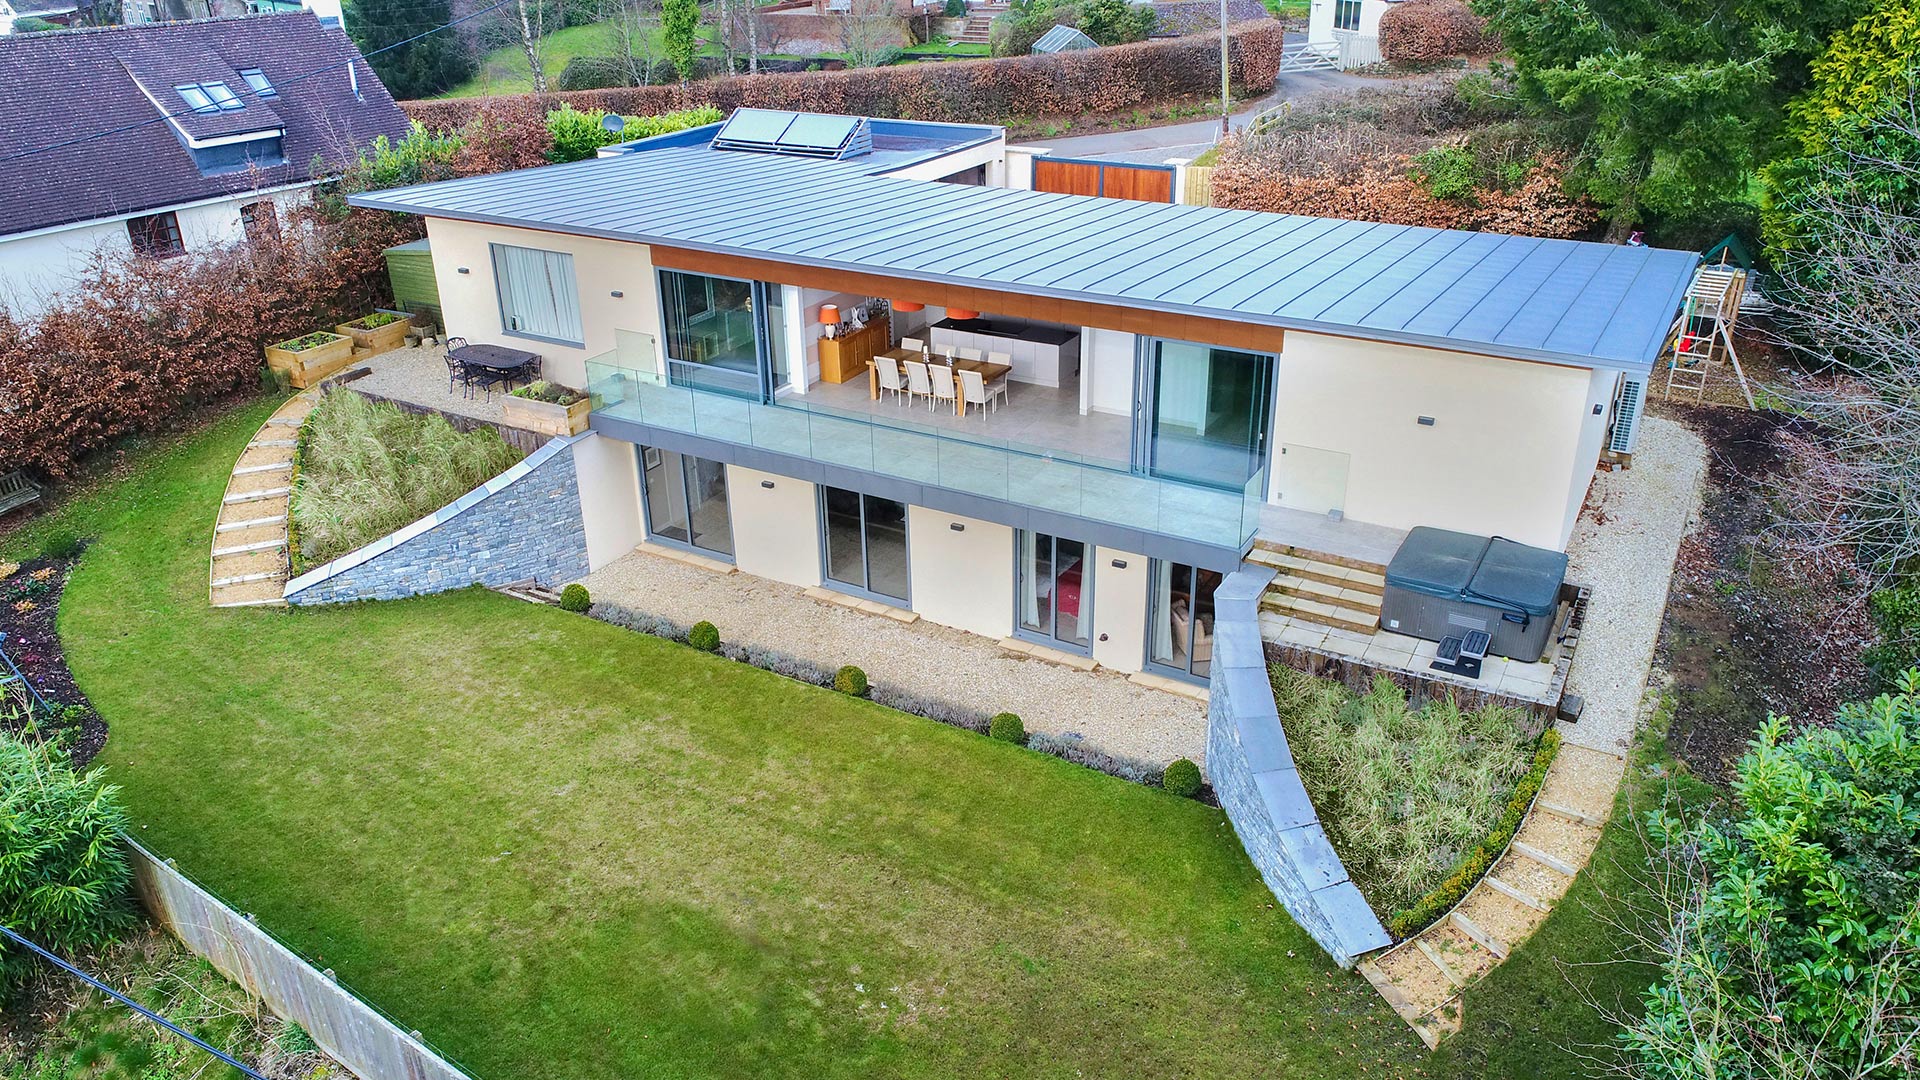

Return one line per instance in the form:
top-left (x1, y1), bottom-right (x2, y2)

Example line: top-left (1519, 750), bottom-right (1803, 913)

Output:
top-left (780, 113), bottom-right (859, 151)
top-left (713, 109), bottom-right (798, 149)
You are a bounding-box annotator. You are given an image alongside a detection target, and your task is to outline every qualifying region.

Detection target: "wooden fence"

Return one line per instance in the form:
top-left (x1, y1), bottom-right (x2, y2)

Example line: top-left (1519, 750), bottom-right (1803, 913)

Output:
top-left (129, 841), bottom-right (476, 1080)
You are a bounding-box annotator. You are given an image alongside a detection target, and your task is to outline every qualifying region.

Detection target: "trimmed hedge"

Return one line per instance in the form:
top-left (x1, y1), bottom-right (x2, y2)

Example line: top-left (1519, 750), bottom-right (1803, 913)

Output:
top-left (1378, 0), bottom-right (1497, 67)
top-left (987, 711), bottom-right (1025, 744)
top-left (1161, 757), bottom-right (1202, 798)
top-left (1387, 728), bottom-right (1561, 939)
top-left (402, 20), bottom-right (1288, 133)
top-left (834, 664), bottom-right (869, 696)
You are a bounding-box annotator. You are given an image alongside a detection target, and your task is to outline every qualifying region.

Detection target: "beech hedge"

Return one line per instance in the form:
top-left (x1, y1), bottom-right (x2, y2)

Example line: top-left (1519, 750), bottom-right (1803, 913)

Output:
top-left (402, 20), bottom-right (1289, 133)
top-left (1378, 0), bottom-right (1498, 67)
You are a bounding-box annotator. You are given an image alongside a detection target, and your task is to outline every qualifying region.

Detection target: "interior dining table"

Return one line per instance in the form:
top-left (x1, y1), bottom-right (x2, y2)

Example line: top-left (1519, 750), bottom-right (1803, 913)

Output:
top-left (868, 348), bottom-right (1014, 416)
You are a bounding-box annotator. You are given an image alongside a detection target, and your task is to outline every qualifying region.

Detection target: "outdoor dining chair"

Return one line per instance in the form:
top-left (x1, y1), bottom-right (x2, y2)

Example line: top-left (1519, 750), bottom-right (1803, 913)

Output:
top-left (442, 336), bottom-right (470, 395)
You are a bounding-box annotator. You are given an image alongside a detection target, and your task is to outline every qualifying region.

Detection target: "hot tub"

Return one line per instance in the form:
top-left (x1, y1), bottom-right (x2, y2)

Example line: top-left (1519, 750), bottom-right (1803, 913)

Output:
top-left (1379, 527), bottom-right (1568, 663)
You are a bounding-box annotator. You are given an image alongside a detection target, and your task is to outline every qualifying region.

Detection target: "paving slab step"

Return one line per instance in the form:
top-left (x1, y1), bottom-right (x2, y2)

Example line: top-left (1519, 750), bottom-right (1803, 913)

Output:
top-left (1250, 537), bottom-right (1387, 576)
top-left (1258, 592), bottom-right (1378, 635)
top-left (1270, 572), bottom-right (1384, 611)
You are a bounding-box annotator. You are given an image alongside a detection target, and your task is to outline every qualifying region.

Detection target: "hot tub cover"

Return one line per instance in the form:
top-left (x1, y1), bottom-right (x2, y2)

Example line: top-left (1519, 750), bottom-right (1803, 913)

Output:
top-left (1386, 527), bottom-right (1568, 620)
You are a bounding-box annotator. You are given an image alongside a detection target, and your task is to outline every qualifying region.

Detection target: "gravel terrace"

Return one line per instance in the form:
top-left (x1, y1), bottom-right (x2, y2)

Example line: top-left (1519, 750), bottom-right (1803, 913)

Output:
top-left (347, 345), bottom-right (507, 424)
top-left (578, 550), bottom-right (1210, 768)
top-left (1561, 415), bottom-right (1710, 754)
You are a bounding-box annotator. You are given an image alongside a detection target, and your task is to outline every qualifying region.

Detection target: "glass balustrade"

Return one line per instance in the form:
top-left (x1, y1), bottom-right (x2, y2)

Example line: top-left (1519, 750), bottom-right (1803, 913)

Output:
top-left (586, 355), bottom-right (1265, 552)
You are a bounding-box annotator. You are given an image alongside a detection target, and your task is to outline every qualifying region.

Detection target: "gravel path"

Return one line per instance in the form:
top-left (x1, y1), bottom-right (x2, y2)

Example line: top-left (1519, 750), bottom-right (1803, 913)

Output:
top-left (579, 550), bottom-right (1210, 768)
top-left (1561, 415), bottom-right (1709, 754)
top-left (349, 346), bottom-right (506, 424)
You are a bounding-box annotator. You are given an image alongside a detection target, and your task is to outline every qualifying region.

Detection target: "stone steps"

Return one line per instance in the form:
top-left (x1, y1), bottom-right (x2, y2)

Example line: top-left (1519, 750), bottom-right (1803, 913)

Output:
top-left (1248, 542), bottom-right (1385, 634)
top-left (209, 391), bottom-right (314, 607)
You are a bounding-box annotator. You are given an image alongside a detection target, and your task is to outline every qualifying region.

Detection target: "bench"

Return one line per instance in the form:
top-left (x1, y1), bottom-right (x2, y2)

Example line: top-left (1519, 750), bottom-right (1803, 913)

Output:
top-left (0, 471), bottom-right (40, 516)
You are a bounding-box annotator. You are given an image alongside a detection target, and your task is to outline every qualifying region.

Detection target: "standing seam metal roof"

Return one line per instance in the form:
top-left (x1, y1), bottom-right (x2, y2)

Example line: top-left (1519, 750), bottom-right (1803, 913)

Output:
top-left (350, 144), bottom-right (1697, 371)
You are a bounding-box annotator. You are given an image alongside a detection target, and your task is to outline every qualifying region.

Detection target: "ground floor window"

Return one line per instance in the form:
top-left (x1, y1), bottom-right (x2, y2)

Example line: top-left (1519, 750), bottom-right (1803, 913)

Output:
top-left (240, 200), bottom-right (280, 247)
top-left (820, 486), bottom-right (908, 603)
top-left (1333, 0), bottom-right (1362, 31)
top-left (1015, 530), bottom-right (1092, 652)
top-left (1147, 560), bottom-right (1221, 680)
top-left (640, 447), bottom-right (733, 557)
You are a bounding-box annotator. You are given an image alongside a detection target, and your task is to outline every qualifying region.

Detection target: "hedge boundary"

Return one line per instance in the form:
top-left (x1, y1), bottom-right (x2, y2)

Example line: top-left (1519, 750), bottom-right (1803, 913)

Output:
top-left (402, 20), bottom-right (1288, 133)
top-left (1386, 727), bottom-right (1562, 939)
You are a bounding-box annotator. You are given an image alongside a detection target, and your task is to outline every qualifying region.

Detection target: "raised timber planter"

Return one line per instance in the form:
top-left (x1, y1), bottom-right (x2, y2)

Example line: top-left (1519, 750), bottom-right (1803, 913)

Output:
top-left (335, 311), bottom-right (412, 356)
top-left (500, 393), bottom-right (592, 436)
top-left (264, 332), bottom-right (355, 388)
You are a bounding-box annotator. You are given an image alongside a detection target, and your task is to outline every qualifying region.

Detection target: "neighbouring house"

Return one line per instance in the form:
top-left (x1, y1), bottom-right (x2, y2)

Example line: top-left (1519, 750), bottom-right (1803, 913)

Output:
top-left (0, 0), bottom-right (93, 33)
top-left (0, 12), bottom-right (408, 317)
top-left (345, 108), bottom-right (1692, 688)
top-left (1304, 0), bottom-right (1395, 65)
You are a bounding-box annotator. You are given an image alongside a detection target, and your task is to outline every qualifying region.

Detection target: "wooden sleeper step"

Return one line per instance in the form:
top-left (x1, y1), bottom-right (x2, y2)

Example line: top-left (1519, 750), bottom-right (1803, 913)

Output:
top-left (1482, 874), bottom-right (1551, 913)
top-left (222, 486), bottom-right (291, 505)
top-left (1511, 839), bottom-right (1580, 878)
top-left (215, 514), bottom-right (286, 533)
top-left (1449, 911), bottom-right (1509, 960)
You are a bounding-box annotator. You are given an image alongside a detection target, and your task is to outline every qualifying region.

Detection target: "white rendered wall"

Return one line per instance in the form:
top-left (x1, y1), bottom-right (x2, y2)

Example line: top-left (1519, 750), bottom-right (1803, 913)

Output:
top-left (726, 465), bottom-right (822, 587)
top-left (1559, 367), bottom-right (1618, 544)
top-left (1080, 327), bottom-right (1136, 417)
top-left (1270, 331), bottom-right (1600, 550)
top-left (572, 432), bottom-right (646, 571)
top-left (906, 506), bottom-right (1014, 639)
top-left (425, 219), bottom-right (660, 390)
top-left (1090, 546), bottom-right (1149, 674)
top-left (1307, 0), bottom-right (1389, 42)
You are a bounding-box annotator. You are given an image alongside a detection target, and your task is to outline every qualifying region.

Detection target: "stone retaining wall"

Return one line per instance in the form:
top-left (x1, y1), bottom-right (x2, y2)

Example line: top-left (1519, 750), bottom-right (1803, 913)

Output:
top-left (284, 435), bottom-right (589, 605)
top-left (1208, 565), bottom-right (1392, 968)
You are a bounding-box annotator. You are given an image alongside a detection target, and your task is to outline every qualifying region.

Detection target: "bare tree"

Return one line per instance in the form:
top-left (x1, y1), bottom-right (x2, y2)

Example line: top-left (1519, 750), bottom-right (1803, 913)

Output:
top-left (838, 0), bottom-right (902, 68)
top-left (516, 0), bottom-right (550, 92)
top-left (600, 0), bottom-right (671, 85)
top-left (1765, 91), bottom-right (1920, 589)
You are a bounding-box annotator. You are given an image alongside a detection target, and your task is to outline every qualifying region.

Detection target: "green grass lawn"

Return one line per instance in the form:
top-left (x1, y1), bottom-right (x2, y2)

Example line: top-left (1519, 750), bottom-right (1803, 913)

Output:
top-left (8, 397), bottom-right (1675, 1079)
top-left (442, 23), bottom-right (733, 98)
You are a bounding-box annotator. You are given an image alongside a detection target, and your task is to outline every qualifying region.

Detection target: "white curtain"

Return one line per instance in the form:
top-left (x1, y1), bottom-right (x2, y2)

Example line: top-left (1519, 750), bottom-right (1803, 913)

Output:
top-left (492, 244), bottom-right (582, 343)
top-left (1152, 562), bottom-right (1176, 662)
top-left (1018, 530), bottom-right (1040, 628)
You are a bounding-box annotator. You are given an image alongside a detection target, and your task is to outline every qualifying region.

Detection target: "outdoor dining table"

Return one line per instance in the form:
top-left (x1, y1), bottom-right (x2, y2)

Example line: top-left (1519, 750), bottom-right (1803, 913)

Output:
top-left (868, 348), bottom-right (1014, 416)
top-left (451, 343), bottom-right (541, 376)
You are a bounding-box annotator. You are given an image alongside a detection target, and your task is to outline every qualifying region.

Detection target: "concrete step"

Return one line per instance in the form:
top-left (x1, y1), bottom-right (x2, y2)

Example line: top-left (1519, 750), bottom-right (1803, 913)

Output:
top-left (1258, 591), bottom-right (1379, 635)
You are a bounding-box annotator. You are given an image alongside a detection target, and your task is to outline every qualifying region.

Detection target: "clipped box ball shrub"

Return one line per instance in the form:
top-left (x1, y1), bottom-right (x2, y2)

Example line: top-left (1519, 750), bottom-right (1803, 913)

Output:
top-left (834, 665), bottom-right (869, 696)
top-left (558, 583), bottom-right (591, 612)
top-left (1162, 757), bottom-right (1202, 798)
top-left (1378, 0), bottom-right (1497, 66)
top-left (687, 620), bottom-right (720, 652)
top-left (987, 712), bottom-right (1026, 744)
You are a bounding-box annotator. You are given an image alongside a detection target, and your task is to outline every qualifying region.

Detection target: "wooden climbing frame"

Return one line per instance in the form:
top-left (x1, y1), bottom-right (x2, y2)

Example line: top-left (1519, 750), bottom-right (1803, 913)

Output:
top-left (1661, 259), bottom-right (1757, 409)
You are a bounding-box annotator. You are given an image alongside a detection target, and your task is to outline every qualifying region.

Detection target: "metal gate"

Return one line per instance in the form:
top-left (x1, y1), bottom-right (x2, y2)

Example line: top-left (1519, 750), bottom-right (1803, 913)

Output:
top-left (1032, 156), bottom-right (1175, 203)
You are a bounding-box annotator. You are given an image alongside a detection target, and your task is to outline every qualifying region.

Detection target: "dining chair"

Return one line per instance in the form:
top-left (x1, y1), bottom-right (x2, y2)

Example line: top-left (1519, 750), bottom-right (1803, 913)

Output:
top-left (875, 355), bottom-right (908, 405)
top-left (901, 336), bottom-right (924, 353)
top-left (959, 368), bottom-right (1005, 416)
top-left (442, 336), bottom-right (470, 395)
top-left (986, 350), bottom-right (1013, 403)
top-left (468, 364), bottom-right (508, 402)
top-left (904, 360), bottom-right (933, 408)
top-left (957, 347), bottom-right (984, 363)
top-left (929, 364), bottom-right (958, 414)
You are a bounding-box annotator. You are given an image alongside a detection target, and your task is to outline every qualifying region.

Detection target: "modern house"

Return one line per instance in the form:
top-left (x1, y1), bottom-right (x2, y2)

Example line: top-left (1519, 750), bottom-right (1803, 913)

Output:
top-left (346, 109), bottom-right (1693, 687)
top-left (0, 13), bottom-right (408, 317)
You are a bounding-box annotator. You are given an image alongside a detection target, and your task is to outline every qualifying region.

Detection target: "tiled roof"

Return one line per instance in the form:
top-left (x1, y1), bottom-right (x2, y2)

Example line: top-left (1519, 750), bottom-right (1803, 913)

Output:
top-left (353, 142), bottom-right (1699, 371)
top-left (0, 13), bottom-right (410, 236)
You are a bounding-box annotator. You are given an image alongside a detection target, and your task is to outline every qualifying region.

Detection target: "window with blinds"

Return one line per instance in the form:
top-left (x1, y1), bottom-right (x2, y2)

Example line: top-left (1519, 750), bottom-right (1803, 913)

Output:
top-left (491, 244), bottom-right (583, 345)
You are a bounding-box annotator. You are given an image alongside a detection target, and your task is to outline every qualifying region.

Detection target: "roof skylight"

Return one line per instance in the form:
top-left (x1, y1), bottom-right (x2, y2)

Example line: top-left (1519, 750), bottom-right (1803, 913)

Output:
top-left (175, 80), bottom-right (243, 114)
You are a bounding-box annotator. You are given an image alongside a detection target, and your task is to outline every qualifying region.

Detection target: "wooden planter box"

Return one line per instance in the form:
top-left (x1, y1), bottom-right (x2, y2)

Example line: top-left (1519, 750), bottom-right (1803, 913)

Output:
top-left (501, 393), bottom-right (592, 436)
top-left (264, 332), bottom-right (355, 388)
top-left (334, 311), bottom-right (413, 356)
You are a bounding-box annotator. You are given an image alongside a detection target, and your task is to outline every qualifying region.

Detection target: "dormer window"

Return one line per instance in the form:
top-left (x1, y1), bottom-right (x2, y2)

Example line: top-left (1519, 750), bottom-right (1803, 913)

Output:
top-left (175, 81), bottom-right (242, 114)
top-left (239, 68), bottom-right (276, 98)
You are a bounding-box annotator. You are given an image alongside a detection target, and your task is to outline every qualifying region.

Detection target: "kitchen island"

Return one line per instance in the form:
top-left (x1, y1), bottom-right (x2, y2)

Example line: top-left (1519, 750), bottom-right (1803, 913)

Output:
top-left (926, 317), bottom-right (1081, 388)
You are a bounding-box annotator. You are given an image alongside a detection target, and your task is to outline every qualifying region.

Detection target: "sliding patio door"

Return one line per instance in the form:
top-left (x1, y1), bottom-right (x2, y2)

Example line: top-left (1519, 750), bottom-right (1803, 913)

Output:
top-left (820, 486), bottom-right (909, 603)
top-left (1146, 560), bottom-right (1219, 681)
top-left (1016, 530), bottom-right (1092, 653)
top-left (1136, 339), bottom-right (1276, 489)
top-left (640, 446), bottom-right (734, 558)
top-left (660, 269), bottom-right (787, 400)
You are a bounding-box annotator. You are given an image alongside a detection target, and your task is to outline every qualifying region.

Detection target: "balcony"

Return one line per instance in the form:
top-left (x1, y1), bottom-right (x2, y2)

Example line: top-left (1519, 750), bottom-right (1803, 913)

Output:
top-left (585, 355), bottom-right (1265, 555)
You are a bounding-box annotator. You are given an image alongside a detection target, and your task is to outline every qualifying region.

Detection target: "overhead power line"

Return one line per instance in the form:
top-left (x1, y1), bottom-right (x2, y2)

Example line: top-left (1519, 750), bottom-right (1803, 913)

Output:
top-left (0, 0), bottom-right (513, 166)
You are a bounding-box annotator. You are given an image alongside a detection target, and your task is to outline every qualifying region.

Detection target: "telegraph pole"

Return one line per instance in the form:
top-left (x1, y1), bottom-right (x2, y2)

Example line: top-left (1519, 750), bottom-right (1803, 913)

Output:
top-left (1219, 0), bottom-right (1231, 139)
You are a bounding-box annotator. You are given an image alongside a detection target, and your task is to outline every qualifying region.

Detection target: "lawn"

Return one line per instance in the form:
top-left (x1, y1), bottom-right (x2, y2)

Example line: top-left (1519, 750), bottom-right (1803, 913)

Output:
top-left (7, 397), bottom-right (1673, 1079)
top-left (441, 23), bottom-right (731, 99)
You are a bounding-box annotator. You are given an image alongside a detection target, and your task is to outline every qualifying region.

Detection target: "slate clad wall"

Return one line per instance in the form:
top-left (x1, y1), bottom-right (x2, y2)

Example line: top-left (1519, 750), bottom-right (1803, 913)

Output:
top-left (285, 436), bottom-right (588, 605)
top-left (1207, 565), bottom-right (1392, 968)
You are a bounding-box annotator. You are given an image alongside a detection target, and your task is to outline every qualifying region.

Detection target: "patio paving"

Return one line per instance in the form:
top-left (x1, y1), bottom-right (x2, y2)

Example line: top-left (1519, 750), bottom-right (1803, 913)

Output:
top-left (577, 545), bottom-right (1210, 769)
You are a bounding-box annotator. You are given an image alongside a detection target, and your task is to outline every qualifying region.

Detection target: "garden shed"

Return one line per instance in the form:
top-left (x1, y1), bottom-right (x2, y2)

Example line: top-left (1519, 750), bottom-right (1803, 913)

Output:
top-left (1031, 25), bottom-right (1097, 53)
top-left (383, 238), bottom-right (441, 326)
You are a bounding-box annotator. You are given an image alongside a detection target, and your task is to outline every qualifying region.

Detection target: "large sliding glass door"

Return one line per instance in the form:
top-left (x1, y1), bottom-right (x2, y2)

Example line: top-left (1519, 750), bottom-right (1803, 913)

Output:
top-left (1146, 560), bottom-right (1221, 681)
top-left (1136, 339), bottom-right (1276, 489)
top-left (820, 486), bottom-right (909, 603)
top-left (640, 446), bottom-right (734, 558)
top-left (659, 269), bottom-right (787, 400)
top-left (1016, 530), bottom-right (1092, 653)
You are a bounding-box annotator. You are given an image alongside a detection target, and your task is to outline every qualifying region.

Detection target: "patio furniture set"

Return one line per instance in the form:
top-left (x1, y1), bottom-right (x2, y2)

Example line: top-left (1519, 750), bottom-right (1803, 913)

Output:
top-left (867, 338), bottom-right (1013, 417)
top-left (442, 338), bottom-right (543, 401)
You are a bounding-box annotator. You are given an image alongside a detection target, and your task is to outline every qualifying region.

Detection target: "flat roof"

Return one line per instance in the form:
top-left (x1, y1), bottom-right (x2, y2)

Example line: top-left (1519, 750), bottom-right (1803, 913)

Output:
top-left (352, 141), bottom-right (1697, 372)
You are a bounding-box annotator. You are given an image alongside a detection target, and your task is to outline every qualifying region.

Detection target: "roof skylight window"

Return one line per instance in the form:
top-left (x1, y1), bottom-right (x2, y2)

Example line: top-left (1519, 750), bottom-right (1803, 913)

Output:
top-left (239, 68), bottom-right (276, 98)
top-left (175, 81), bottom-right (243, 114)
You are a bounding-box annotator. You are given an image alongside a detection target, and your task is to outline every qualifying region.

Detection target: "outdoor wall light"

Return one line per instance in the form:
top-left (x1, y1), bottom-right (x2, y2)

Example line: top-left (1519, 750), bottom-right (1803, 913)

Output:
top-left (1110, 558), bottom-right (1128, 569)
top-left (761, 480), bottom-right (775, 489)
top-left (1417, 415), bottom-right (1436, 426)
top-left (949, 522), bottom-right (965, 532)
top-left (1592, 403), bottom-right (1604, 415)
top-left (611, 290), bottom-right (625, 298)
top-left (456, 266), bottom-right (470, 274)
